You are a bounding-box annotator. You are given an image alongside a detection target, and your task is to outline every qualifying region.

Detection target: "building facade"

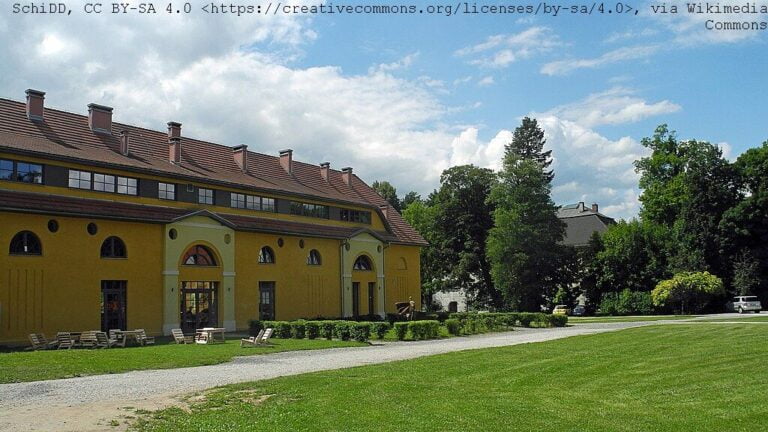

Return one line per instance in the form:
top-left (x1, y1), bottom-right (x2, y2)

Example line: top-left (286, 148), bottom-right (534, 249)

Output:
top-left (0, 90), bottom-right (426, 344)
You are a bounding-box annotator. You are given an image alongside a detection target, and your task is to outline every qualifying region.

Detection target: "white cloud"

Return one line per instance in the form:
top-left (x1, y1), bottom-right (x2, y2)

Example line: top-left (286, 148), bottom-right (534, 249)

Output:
top-left (536, 87), bottom-right (681, 128)
top-left (604, 28), bottom-right (658, 43)
top-left (369, 52), bottom-right (419, 74)
top-left (477, 76), bottom-right (495, 86)
top-left (541, 44), bottom-right (659, 75)
top-left (456, 26), bottom-right (563, 68)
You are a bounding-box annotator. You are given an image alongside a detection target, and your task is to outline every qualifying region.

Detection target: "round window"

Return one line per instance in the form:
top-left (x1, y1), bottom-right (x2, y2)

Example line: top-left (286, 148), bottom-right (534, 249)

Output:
top-left (277, 238), bottom-right (284, 248)
top-left (48, 219), bottom-right (59, 233)
top-left (87, 223), bottom-right (98, 235)
top-left (299, 239), bottom-right (305, 249)
top-left (169, 229), bottom-right (178, 240)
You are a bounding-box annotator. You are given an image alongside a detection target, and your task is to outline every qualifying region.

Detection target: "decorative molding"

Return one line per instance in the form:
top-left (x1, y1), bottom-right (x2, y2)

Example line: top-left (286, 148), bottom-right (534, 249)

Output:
top-left (222, 272), bottom-right (236, 277)
top-left (162, 270), bottom-right (179, 276)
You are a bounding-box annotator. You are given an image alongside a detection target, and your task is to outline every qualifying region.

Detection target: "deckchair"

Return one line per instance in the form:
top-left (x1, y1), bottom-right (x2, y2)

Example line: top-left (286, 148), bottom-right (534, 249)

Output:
top-left (80, 331), bottom-right (99, 349)
top-left (261, 328), bottom-right (274, 345)
top-left (56, 332), bottom-right (75, 350)
top-left (136, 329), bottom-right (155, 345)
top-left (171, 328), bottom-right (195, 344)
top-left (240, 329), bottom-right (265, 347)
top-left (95, 331), bottom-right (118, 348)
top-left (28, 333), bottom-right (58, 350)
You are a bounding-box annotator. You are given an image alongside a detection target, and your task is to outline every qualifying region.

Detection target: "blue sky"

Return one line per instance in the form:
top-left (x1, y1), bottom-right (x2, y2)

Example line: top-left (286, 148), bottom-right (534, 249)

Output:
top-left (1, 1), bottom-right (767, 219)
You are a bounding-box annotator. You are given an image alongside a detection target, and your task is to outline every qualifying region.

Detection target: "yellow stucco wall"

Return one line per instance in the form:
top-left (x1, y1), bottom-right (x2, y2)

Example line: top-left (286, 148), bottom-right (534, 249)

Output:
top-left (384, 245), bottom-right (422, 312)
top-left (0, 211), bottom-right (164, 344)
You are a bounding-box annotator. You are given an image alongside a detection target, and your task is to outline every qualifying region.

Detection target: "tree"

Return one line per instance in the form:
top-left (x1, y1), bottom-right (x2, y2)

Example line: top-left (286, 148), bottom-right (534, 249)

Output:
top-left (402, 200), bottom-right (441, 302)
top-left (579, 231), bottom-right (605, 313)
top-left (371, 180), bottom-right (402, 212)
top-left (506, 117), bottom-right (553, 182)
top-left (595, 219), bottom-right (672, 294)
top-left (430, 165), bottom-right (499, 308)
top-left (651, 271), bottom-right (725, 314)
top-left (487, 118), bottom-right (566, 311)
top-left (401, 191), bottom-right (421, 210)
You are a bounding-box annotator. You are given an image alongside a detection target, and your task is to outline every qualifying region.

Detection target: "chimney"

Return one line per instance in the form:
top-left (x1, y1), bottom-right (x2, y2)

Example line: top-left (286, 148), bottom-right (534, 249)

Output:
top-left (25, 89), bottom-right (45, 122)
top-left (341, 167), bottom-right (353, 186)
top-left (169, 137), bottom-right (181, 164)
top-left (279, 149), bottom-right (293, 174)
top-left (379, 204), bottom-right (389, 220)
top-left (591, 203), bottom-right (599, 213)
top-left (167, 121), bottom-right (181, 139)
top-left (233, 145), bottom-right (248, 172)
top-left (320, 162), bottom-right (330, 182)
top-left (88, 103), bottom-right (113, 134)
top-left (119, 130), bottom-right (130, 156)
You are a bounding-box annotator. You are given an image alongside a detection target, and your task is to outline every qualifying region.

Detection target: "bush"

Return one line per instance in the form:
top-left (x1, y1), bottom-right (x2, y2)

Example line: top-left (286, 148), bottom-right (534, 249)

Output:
top-left (652, 271), bottom-right (725, 314)
top-left (274, 321), bottom-right (292, 339)
top-left (305, 321), bottom-right (320, 340)
top-left (371, 322), bottom-right (390, 339)
top-left (320, 321), bottom-right (336, 340)
top-left (333, 321), bottom-right (354, 341)
top-left (394, 322), bottom-right (409, 340)
top-left (548, 314), bottom-right (568, 327)
top-left (248, 319), bottom-right (263, 336)
top-left (444, 318), bottom-right (462, 335)
top-left (351, 323), bottom-right (371, 342)
top-left (599, 290), bottom-right (654, 315)
top-left (291, 321), bottom-right (307, 339)
top-left (517, 313), bottom-right (536, 327)
top-left (409, 320), bottom-right (440, 340)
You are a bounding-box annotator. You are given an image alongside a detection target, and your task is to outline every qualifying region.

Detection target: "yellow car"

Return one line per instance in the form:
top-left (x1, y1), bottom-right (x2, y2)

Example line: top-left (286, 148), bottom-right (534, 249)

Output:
top-left (552, 305), bottom-right (570, 315)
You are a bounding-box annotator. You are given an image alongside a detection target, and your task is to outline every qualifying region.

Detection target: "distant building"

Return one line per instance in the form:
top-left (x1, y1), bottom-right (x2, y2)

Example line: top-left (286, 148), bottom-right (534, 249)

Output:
top-left (557, 202), bottom-right (615, 247)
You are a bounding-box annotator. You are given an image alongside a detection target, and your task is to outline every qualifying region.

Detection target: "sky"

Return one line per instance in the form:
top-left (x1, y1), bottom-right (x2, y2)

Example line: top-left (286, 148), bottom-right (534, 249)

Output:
top-left (1, 1), bottom-right (767, 219)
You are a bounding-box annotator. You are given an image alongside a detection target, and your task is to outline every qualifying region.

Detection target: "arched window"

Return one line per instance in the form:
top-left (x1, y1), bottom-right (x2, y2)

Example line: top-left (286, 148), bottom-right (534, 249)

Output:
top-left (397, 257), bottom-right (407, 270)
top-left (9, 231), bottom-right (42, 255)
top-left (307, 249), bottom-right (322, 265)
top-left (183, 245), bottom-right (217, 266)
top-left (258, 246), bottom-right (275, 264)
top-left (353, 255), bottom-right (372, 271)
top-left (100, 236), bottom-right (127, 258)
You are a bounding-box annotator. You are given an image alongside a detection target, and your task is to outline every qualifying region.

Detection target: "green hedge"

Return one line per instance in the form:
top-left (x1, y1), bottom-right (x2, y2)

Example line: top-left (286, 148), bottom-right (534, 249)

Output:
top-left (305, 321), bottom-right (320, 339)
top-left (444, 318), bottom-right (462, 335)
top-left (394, 322), bottom-right (409, 340)
top-left (448, 312), bottom-right (567, 330)
top-left (371, 322), bottom-right (390, 340)
top-left (409, 320), bottom-right (441, 340)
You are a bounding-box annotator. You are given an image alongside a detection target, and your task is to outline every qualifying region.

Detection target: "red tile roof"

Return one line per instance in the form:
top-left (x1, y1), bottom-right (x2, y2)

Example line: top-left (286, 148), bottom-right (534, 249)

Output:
top-left (0, 97), bottom-right (427, 246)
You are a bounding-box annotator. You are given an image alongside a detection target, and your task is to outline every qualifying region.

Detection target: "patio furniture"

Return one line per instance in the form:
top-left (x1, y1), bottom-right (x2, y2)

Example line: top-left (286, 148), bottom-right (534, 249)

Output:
top-left (240, 329), bottom-right (265, 347)
top-left (136, 329), bottom-right (155, 345)
top-left (195, 327), bottom-right (226, 344)
top-left (95, 331), bottom-right (118, 348)
top-left (28, 333), bottom-right (58, 350)
top-left (171, 328), bottom-right (195, 344)
top-left (261, 328), bottom-right (274, 344)
top-left (79, 331), bottom-right (99, 349)
top-left (109, 329), bottom-right (125, 345)
top-left (112, 330), bottom-right (142, 347)
top-left (56, 332), bottom-right (75, 350)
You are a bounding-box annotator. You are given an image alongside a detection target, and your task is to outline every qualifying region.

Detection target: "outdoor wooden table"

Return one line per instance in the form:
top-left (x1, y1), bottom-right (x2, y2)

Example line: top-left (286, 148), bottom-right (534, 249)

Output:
top-left (114, 330), bottom-right (144, 347)
top-left (195, 327), bottom-right (226, 344)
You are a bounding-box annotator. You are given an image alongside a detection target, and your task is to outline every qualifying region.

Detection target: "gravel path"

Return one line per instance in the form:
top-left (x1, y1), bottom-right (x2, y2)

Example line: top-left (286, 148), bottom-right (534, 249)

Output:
top-left (0, 322), bottom-right (648, 431)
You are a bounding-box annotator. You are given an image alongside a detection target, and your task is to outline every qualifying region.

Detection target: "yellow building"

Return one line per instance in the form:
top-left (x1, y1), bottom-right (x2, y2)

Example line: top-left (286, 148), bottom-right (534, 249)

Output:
top-left (0, 89), bottom-right (426, 344)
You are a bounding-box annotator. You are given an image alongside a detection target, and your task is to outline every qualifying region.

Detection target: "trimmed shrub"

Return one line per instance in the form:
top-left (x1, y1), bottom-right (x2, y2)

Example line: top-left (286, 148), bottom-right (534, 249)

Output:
top-left (517, 313), bottom-right (536, 327)
top-left (334, 321), bottom-right (354, 341)
top-left (371, 322), bottom-right (390, 339)
top-left (548, 314), bottom-right (568, 327)
top-left (444, 318), bottom-right (462, 335)
top-left (291, 321), bottom-right (307, 339)
top-left (652, 271), bottom-right (725, 314)
top-left (394, 322), bottom-right (409, 340)
top-left (274, 321), bottom-right (292, 339)
top-left (351, 323), bottom-right (371, 342)
top-left (408, 320), bottom-right (439, 340)
top-left (305, 321), bottom-right (320, 340)
top-left (320, 321), bottom-right (336, 340)
top-left (248, 319), bottom-right (263, 336)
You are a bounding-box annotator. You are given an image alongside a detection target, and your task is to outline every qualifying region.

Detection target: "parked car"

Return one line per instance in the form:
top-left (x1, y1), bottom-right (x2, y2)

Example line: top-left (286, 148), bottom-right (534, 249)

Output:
top-left (572, 305), bottom-right (586, 316)
top-left (552, 305), bottom-right (570, 315)
top-left (726, 296), bottom-right (762, 314)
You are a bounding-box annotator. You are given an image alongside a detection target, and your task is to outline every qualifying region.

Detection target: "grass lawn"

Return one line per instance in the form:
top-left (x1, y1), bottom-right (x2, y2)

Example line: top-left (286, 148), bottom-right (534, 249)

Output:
top-left (134, 324), bottom-right (768, 432)
top-left (0, 338), bottom-right (364, 384)
top-left (707, 315), bottom-right (768, 322)
top-left (569, 315), bottom-right (697, 323)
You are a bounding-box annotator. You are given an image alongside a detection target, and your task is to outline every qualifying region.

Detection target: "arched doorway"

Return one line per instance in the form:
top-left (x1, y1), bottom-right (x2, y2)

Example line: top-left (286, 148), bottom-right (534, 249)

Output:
top-left (179, 244), bottom-right (221, 332)
top-left (351, 254), bottom-right (376, 318)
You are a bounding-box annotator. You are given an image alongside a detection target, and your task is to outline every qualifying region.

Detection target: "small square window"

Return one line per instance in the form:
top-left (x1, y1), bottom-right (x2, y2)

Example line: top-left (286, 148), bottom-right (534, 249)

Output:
top-left (68, 170), bottom-right (92, 189)
top-left (16, 162), bottom-right (43, 184)
top-left (0, 160), bottom-right (14, 181)
top-left (246, 195), bottom-right (260, 210)
top-left (262, 198), bottom-right (276, 212)
top-left (117, 177), bottom-right (137, 195)
top-left (198, 188), bottom-right (214, 205)
top-left (93, 173), bottom-right (116, 192)
top-left (159, 182), bottom-right (176, 200)
top-left (231, 193), bottom-right (246, 209)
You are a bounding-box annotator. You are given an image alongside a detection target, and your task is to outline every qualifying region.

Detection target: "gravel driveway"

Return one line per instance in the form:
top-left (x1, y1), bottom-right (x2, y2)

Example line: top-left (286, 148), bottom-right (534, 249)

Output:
top-left (0, 322), bottom-right (654, 431)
